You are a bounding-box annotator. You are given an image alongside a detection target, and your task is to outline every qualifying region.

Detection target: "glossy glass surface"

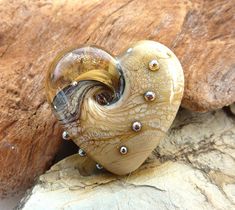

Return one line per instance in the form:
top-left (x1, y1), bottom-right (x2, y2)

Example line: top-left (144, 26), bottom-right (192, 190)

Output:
top-left (45, 46), bottom-right (123, 124)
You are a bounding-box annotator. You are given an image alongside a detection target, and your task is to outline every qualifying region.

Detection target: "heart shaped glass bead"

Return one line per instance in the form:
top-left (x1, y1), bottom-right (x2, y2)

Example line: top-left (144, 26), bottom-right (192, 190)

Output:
top-left (45, 40), bottom-right (184, 175)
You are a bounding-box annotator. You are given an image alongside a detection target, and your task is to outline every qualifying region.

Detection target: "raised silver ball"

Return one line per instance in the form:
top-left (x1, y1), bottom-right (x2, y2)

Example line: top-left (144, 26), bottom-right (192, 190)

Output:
top-left (149, 59), bottom-right (160, 71)
top-left (132, 121), bottom-right (142, 132)
top-left (62, 131), bottom-right (70, 140)
top-left (96, 163), bottom-right (103, 170)
top-left (78, 148), bottom-right (86, 157)
top-left (144, 91), bottom-right (156, 102)
top-left (119, 146), bottom-right (128, 155)
top-left (72, 81), bottom-right (78, 86)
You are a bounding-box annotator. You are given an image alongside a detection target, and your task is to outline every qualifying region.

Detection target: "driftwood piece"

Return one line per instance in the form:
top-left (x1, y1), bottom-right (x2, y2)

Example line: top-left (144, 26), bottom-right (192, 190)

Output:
top-left (0, 0), bottom-right (234, 197)
top-left (17, 108), bottom-right (235, 210)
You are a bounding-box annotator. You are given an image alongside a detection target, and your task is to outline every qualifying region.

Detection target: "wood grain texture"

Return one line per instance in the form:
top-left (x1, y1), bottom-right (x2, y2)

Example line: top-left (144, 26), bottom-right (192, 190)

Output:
top-left (0, 0), bottom-right (234, 197)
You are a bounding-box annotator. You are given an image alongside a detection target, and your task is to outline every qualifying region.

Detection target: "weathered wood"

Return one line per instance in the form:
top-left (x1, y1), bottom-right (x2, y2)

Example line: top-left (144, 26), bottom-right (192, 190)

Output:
top-left (17, 108), bottom-right (235, 210)
top-left (0, 0), bottom-right (234, 197)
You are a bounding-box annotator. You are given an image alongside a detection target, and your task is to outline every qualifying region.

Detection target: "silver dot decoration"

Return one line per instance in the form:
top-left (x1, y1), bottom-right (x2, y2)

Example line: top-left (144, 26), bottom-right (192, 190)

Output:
top-left (72, 81), bottom-right (78, 86)
top-left (144, 91), bottom-right (156, 102)
top-left (96, 163), bottom-right (103, 170)
top-left (132, 121), bottom-right (142, 132)
top-left (119, 146), bottom-right (128, 155)
top-left (149, 59), bottom-right (160, 71)
top-left (127, 48), bottom-right (133, 53)
top-left (62, 131), bottom-right (70, 140)
top-left (78, 148), bottom-right (86, 157)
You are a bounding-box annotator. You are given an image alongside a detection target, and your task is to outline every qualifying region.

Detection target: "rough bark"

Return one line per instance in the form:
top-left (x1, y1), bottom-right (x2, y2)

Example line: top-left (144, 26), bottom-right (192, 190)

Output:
top-left (0, 0), bottom-right (234, 197)
top-left (17, 108), bottom-right (235, 210)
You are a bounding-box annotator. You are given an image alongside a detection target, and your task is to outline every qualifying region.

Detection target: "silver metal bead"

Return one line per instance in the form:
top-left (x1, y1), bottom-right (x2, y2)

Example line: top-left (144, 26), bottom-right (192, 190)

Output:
top-left (132, 121), bottom-right (142, 132)
top-left (149, 59), bottom-right (160, 71)
top-left (62, 131), bottom-right (70, 140)
top-left (72, 81), bottom-right (78, 86)
top-left (144, 91), bottom-right (156, 102)
top-left (119, 146), bottom-right (128, 155)
top-left (78, 148), bottom-right (86, 157)
top-left (96, 163), bottom-right (103, 170)
top-left (127, 48), bottom-right (133, 53)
